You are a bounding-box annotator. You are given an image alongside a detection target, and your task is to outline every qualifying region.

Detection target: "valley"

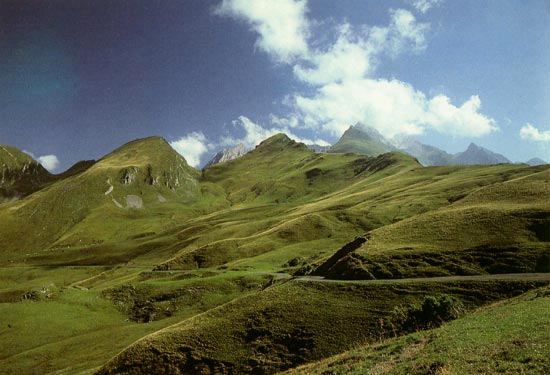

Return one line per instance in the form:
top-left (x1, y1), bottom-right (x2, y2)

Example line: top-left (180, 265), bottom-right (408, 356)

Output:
top-left (1, 134), bottom-right (549, 374)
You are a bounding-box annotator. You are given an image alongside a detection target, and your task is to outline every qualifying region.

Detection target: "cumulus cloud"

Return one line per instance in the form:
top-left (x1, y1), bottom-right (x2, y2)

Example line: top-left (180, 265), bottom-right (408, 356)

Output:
top-left (293, 23), bottom-right (375, 85)
top-left (519, 123), bottom-right (550, 142)
top-left (293, 10), bottom-right (428, 85)
top-left (170, 132), bottom-right (213, 167)
top-left (214, 0), bottom-right (309, 62)
top-left (409, 0), bottom-right (442, 14)
top-left (217, 0), bottom-right (497, 142)
top-left (292, 78), bottom-right (497, 138)
top-left (221, 116), bottom-right (329, 148)
top-left (387, 9), bottom-right (429, 56)
top-left (37, 154), bottom-right (60, 172)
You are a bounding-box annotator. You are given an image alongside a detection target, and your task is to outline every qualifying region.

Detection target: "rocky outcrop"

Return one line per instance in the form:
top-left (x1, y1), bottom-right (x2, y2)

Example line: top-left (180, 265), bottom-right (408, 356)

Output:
top-left (205, 144), bottom-right (248, 167)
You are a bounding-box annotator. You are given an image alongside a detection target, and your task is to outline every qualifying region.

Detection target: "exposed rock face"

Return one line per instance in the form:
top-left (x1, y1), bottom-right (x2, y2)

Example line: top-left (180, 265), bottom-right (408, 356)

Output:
top-left (394, 138), bottom-right (453, 167)
top-left (205, 143), bottom-right (247, 167)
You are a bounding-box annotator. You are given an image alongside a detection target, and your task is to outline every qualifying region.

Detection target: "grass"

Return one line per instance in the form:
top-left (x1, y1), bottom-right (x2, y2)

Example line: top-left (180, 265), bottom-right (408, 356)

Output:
top-left (315, 166), bottom-right (550, 279)
top-left (96, 278), bottom-right (545, 375)
top-left (282, 285), bottom-right (550, 375)
top-left (1, 134), bottom-right (549, 374)
top-left (0, 267), bottom-right (272, 375)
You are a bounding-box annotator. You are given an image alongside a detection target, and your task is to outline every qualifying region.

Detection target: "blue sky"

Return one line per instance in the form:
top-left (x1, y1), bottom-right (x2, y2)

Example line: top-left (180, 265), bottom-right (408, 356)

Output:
top-left (1, 0), bottom-right (549, 171)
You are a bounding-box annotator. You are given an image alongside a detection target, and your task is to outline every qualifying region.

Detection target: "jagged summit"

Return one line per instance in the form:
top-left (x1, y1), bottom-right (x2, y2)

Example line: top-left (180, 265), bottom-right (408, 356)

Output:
top-left (205, 143), bottom-right (247, 167)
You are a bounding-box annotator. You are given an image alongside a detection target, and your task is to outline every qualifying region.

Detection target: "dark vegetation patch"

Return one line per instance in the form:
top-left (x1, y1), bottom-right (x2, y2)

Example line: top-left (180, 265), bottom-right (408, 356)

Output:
top-left (103, 275), bottom-right (271, 323)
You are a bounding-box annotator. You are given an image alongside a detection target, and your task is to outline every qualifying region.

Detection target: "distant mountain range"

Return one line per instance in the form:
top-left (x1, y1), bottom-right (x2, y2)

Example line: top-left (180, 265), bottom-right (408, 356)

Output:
top-left (323, 124), bottom-right (545, 167)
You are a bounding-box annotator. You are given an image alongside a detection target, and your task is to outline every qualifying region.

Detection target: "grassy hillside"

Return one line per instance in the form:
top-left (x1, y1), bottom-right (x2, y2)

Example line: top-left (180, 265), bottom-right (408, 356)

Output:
top-left (314, 166), bottom-right (550, 279)
top-left (95, 278), bottom-right (545, 375)
top-left (0, 136), bottom-right (202, 265)
top-left (1, 134), bottom-right (549, 375)
top-left (329, 125), bottom-right (396, 157)
top-left (282, 285), bottom-right (550, 375)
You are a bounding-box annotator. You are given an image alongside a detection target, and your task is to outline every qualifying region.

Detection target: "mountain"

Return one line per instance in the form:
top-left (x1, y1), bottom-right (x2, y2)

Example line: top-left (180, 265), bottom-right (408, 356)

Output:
top-left (0, 136), bottom-right (201, 262)
top-left (526, 157), bottom-right (547, 166)
top-left (327, 125), bottom-right (515, 167)
top-left (395, 138), bottom-right (453, 166)
top-left (0, 144), bottom-right (53, 200)
top-left (329, 124), bottom-right (396, 157)
top-left (452, 142), bottom-right (510, 165)
top-left (2, 133), bottom-right (550, 375)
top-left (205, 143), bottom-right (247, 167)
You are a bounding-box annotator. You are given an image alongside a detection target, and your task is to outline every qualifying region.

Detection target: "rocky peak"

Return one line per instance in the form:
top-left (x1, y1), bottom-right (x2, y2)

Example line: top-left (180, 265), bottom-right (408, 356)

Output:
top-left (205, 143), bottom-right (248, 167)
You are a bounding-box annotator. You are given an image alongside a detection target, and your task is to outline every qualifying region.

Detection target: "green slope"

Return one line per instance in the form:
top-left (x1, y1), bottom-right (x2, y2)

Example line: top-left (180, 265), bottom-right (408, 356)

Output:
top-left (95, 278), bottom-right (545, 375)
top-left (329, 124), bottom-right (396, 157)
top-left (1, 134), bottom-right (549, 375)
top-left (314, 166), bottom-right (550, 279)
top-left (283, 285), bottom-right (550, 375)
top-left (0, 136), bottom-right (201, 265)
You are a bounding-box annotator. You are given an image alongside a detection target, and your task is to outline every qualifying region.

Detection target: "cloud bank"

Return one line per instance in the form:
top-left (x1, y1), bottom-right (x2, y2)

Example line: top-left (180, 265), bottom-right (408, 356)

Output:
top-left (216, 0), bottom-right (498, 142)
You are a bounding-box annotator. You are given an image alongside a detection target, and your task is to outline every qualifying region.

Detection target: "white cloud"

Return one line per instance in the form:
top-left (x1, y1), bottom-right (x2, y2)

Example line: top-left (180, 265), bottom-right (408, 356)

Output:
top-left (217, 1), bottom-right (497, 143)
top-left (23, 150), bottom-right (60, 172)
top-left (520, 123), bottom-right (550, 142)
top-left (387, 9), bottom-right (429, 56)
top-left (293, 23), bottom-right (374, 85)
top-left (214, 0), bottom-right (309, 63)
top-left (221, 116), bottom-right (329, 148)
top-left (409, 0), bottom-right (441, 14)
top-left (425, 94), bottom-right (498, 137)
top-left (170, 132), bottom-right (213, 168)
top-left (292, 78), bottom-right (497, 139)
top-left (37, 154), bottom-right (60, 172)
top-left (293, 10), bottom-right (429, 85)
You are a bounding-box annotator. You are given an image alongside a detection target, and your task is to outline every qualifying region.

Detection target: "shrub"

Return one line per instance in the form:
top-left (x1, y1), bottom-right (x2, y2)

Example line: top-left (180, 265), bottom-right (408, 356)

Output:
top-left (392, 295), bottom-right (464, 334)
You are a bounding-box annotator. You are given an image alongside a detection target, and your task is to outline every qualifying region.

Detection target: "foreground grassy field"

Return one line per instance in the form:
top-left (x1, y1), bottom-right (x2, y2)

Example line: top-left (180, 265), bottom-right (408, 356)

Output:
top-left (283, 285), bottom-right (550, 375)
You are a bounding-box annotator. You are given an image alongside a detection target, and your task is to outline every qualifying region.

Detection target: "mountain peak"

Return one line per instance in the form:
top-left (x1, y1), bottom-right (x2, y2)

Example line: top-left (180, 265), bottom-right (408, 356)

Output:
top-left (454, 142), bottom-right (510, 165)
top-left (205, 143), bottom-right (247, 167)
top-left (254, 134), bottom-right (308, 152)
top-left (330, 124), bottom-right (395, 157)
top-left (100, 136), bottom-right (185, 167)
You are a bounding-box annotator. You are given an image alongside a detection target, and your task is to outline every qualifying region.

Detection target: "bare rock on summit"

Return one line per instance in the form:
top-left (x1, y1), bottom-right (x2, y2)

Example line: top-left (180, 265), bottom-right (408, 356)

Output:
top-left (205, 143), bottom-right (248, 167)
